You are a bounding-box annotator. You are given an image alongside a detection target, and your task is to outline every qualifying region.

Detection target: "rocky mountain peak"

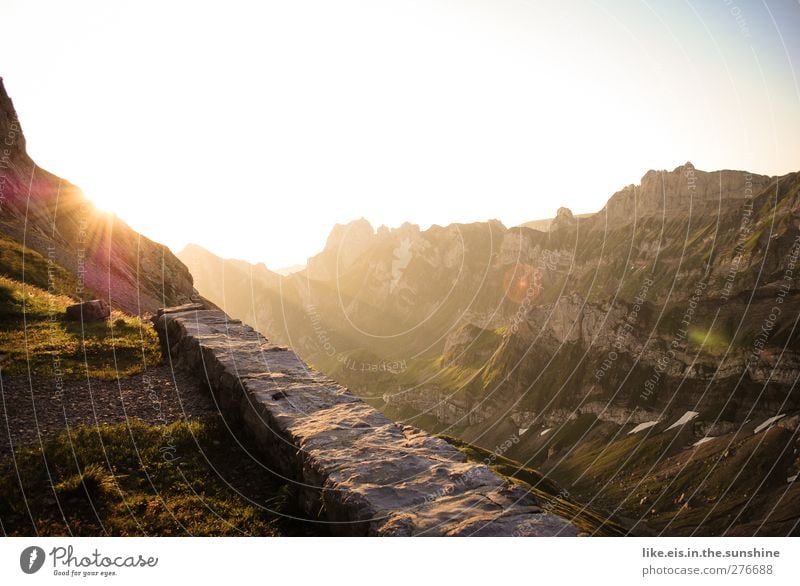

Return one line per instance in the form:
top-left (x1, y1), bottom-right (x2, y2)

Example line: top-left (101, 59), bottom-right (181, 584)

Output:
top-left (324, 217), bottom-right (374, 250)
top-left (0, 77), bottom-right (28, 161)
top-left (305, 217), bottom-right (376, 279)
top-left (324, 217), bottom-right (375, 264)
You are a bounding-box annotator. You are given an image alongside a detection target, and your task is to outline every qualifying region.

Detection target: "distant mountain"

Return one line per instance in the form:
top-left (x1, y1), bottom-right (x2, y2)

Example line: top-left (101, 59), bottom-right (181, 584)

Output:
top-left (181, 161), bottom-right (800, 535)
top-left (274, 264), bottom-right (305, 276)
top-left (0, 78), bottom-right (194, 314)
top-left (518, 209), bottom-right (593, 232)
top-left (176, 243), bottom-right (283, 333)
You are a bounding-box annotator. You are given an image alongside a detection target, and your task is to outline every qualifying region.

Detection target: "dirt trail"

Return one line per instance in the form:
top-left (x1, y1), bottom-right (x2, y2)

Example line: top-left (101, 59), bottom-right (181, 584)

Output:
top-left (0, 364), bottom-right (217, 461)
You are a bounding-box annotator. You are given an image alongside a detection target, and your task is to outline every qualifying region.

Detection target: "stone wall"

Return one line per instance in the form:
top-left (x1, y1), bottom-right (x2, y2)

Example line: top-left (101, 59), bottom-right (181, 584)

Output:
top-left (154, 303), bottom-right (578, 536)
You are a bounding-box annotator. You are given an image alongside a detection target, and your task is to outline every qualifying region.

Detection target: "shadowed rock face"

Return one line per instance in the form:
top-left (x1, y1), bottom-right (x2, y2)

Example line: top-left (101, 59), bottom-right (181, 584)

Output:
top-left (154, 304), bottom-right (579, 536)
top-left (0, 78), bottom-right (194, 314)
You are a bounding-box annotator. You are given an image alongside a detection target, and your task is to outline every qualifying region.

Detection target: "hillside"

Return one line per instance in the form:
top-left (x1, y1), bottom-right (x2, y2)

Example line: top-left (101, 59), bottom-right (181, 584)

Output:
top-left (0, 77), bottom-right (194, 315)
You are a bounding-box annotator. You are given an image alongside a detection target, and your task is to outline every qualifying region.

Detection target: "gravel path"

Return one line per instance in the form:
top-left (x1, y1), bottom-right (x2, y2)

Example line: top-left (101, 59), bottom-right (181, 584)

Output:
top-left (0, 364), bottom-right (218, 461)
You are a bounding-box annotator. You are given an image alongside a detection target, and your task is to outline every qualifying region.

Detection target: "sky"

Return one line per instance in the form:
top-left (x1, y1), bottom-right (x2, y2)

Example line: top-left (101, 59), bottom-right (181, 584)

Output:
top-left (1, 0), bottom-right (799, 269)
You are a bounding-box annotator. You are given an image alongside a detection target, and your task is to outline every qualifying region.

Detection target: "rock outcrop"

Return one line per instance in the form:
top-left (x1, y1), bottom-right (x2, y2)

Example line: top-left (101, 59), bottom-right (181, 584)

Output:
top-left (549, 207), bottom-right (577, 232)
top-left (65, 299), bottom-right (111, 321)
top-left (0, 78), bottom-right (194, 314)
top-left (154, 303), bottom-right (579, 536)
top-left (602, 162), bottom-right (772, 224)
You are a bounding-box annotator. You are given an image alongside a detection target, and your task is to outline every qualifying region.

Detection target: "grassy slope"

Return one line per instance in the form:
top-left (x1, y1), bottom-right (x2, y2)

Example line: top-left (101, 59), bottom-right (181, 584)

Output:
top-left (544, 423), bottom-right (800, 536)
top-left (0, 234), bottom-right (159, 379)
top-left (440, 434), bottom-right (628, 536)
top-left (0, 418), bottom-right (299, 536)
top-left (0, 232), bottom-right (78, 293)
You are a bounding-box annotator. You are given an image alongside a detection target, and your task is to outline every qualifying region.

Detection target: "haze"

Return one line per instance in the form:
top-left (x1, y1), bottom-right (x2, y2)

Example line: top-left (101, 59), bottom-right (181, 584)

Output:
top-left (1, 0), bottom-right (798, 268)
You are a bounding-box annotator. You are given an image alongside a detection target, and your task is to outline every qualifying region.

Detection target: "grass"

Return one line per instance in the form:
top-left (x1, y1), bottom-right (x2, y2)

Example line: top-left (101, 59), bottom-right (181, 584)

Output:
top-left (0, 275), bottom-right (159, 379)
top-left (440, 434), bottom-right (628, 536)
top-left (556, 427), bottom-right (679, 483)
top-left (0, 418), bottom-right (300, 536)
top-left (0, 233), bottom-right (78, 294)
top-left (543, 423), bottom-right (800, 536)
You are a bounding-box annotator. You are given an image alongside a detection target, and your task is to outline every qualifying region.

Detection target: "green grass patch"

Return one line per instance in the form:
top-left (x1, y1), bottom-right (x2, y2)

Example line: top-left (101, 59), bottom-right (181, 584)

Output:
top-left (0, 275), bottom-right (159, 379)
top-left (0, 418), bottom-right (298, 536)
top-left (440, 434), bottom-right (628, 536)
top-left (742, 226), bottom-right (765, 252)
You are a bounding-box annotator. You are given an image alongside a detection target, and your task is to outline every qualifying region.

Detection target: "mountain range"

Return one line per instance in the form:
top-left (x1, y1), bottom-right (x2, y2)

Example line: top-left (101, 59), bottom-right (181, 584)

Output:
top-left (3, 73), bottom-right (799, 536)
top-left (179, 161), bottom-right (800, 535)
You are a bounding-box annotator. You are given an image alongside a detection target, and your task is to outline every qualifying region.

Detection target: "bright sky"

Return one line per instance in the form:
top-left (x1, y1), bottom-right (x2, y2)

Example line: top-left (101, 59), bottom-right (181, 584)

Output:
top-left (2, 0), bottom-right (799, 268)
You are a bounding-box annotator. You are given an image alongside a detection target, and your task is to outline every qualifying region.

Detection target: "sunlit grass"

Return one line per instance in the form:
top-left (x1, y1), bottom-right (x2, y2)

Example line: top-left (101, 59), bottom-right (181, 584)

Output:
top-left (0, 275), bottom-right (159, 379)
top-left (688, 326), bottom-right (730, 351)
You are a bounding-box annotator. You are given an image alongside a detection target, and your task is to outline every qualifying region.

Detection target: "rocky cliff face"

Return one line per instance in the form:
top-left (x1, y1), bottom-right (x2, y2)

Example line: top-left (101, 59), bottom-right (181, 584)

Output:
top-left (603, 162), bottom-right (772, 224)
top-left (0, 83), bottom-right (28, 164)
top-left (0, 78), bottom-right (194, 314)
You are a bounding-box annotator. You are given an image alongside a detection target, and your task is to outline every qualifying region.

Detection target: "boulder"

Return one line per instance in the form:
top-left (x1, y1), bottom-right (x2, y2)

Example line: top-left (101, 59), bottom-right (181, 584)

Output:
top-left (65, 299), bottom-right (111, 321)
